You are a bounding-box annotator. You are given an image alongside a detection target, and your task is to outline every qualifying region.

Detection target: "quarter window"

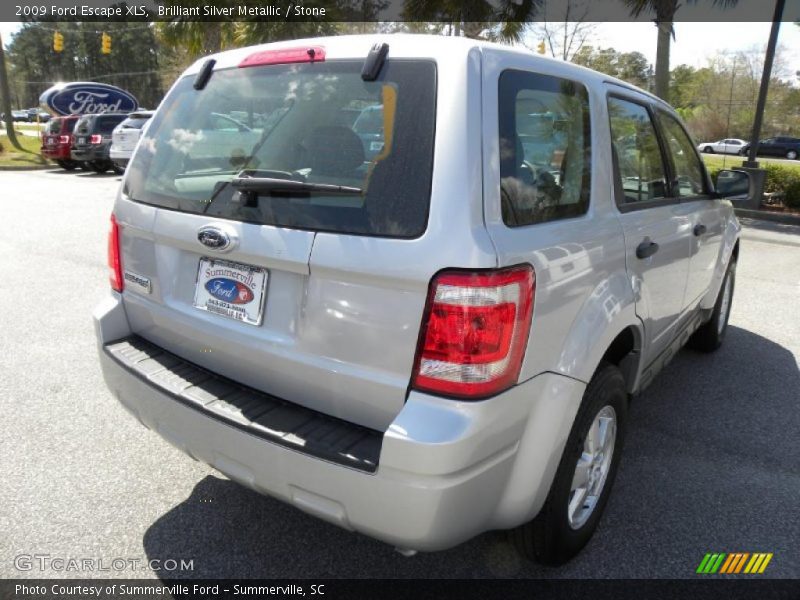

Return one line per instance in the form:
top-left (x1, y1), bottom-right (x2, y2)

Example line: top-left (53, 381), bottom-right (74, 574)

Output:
top-left (498, 70), bottom-right (591, 227)
top-left (608, 97), bottom-right (668, 205)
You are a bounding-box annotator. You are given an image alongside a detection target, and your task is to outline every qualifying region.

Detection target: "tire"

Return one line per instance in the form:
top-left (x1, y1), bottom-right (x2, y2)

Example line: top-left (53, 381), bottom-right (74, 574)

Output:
top-left (509, 362), bottom-right (628, 565)
top-left (58, 160), bottom-right (78, 171)
top-left (739, 147), bottom-right (748, 156)
top-left (703, 146), bottom-right (714, 154)
top-left (89, 160), bottom-right (109, 174)
top-left (689, 260), bottom-right (736, 353)
top-left (112, 164), bottom-right (125, 175)
top-left (787, 150), bottom-right (798, 160)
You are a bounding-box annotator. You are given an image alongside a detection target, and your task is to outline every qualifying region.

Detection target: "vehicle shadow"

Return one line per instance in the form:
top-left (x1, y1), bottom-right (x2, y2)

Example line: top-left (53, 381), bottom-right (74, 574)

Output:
top-left (142, 325), bottom-right (799, 579)
top-left (738, 217), bottom-right (800, 236)
top-left (75, 171), bottom-right (120, 178)
top-left (41, 168), bottom-right (119, 178)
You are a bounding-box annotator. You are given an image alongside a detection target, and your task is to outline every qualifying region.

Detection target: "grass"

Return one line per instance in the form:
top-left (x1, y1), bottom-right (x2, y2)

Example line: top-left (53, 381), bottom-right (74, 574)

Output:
top-left (702, 153), bottom-right (800, 174)
top-left (0, 131), bottom-right (50, 168)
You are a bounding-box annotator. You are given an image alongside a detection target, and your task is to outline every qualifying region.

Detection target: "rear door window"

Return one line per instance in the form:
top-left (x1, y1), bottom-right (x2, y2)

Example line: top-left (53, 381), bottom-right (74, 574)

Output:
top-left (499, 70), bottom-right (591, 226)
top-left (124, 60), bottom-right (437, 238)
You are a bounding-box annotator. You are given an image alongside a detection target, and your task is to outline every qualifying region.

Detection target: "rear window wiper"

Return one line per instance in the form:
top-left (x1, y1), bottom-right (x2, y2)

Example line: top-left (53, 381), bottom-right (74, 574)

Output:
top-left (231, 175), bottom-right (362, 204)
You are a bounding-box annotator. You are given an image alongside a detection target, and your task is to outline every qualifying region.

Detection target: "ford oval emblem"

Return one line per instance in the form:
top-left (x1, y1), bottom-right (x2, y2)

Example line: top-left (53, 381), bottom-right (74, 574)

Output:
top-left (197, 226), bottom-right (230, 250)
top-left (205, 278), bottom-right (254, 304)
top-left (39, 82), bottom-right (138, 116)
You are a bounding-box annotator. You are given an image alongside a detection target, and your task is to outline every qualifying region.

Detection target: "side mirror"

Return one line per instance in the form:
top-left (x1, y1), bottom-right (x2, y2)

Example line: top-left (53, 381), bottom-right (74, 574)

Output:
top-left (714, 169), bottom-right (751, 200)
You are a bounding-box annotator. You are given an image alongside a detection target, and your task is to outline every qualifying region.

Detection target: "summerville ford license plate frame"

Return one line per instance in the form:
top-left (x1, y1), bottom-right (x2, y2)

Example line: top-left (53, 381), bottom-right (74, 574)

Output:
top-left (192, 257), bottom-right (268, 326)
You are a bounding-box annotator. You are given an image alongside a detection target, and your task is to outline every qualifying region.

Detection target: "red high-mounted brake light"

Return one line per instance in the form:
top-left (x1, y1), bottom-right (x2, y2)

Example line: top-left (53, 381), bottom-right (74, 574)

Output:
top-left (239, 46), bottom-right (326, 69)
top-left (412, 265), bottom-right (535, 399)
top-left (90, 134), bottom-right (102, 144)
top-left (108, 214), bottom-right (123, 292)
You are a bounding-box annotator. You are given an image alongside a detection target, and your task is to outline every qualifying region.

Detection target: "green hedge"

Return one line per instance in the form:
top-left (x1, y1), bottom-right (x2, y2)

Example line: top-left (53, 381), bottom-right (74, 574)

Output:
top-left (706, 163), bottom-right (800, 208)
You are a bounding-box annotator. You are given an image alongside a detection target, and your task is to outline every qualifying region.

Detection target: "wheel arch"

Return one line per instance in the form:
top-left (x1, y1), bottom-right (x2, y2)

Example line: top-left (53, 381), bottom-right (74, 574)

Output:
top-left (598, 325), bottom-right (643, 394)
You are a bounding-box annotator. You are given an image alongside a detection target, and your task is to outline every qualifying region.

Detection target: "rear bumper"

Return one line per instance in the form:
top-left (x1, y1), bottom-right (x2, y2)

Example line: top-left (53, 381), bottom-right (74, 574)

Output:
top-left (94, 294), bottom-right (584, 551)
top-left (109, 148), bottom-right (132, 163)
top-left (42, 145), bottom-right (71, 160)
top-left (71, 145), bottom-right (109, 162)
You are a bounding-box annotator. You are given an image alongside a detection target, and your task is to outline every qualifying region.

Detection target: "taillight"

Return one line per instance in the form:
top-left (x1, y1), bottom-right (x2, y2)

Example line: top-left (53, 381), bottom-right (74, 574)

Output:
top-left (59, 135), bottom-right (70, 144)
top-left (90, 134), bottom-right (102, 144)
top-left (108, 214), bottom-right (123, 292)
top-left (412, 265), bottom-right (535, 399)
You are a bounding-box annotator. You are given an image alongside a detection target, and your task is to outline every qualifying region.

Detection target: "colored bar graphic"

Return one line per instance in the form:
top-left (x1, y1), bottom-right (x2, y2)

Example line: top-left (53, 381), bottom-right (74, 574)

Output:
top-left (700, 552), bottom-right (773, 574)
top-left (734, 553), bottom-right (749, 573)
top-left (719, 554), bottom-right (736, 574)
top-left (758, 554), bottom-right (773, 573)
top-left (697, 553), bottom-right (712, 574)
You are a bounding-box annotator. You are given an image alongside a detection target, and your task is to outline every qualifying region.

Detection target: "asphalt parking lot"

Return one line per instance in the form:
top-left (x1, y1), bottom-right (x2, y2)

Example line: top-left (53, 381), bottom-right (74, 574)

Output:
top-left (1, 169), bottom-right (798, 579)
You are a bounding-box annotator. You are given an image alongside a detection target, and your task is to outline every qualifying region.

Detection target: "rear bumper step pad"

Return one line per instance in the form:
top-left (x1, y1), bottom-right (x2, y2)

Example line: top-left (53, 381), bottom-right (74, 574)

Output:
top-left (104, 336), bottom-right (382, 473)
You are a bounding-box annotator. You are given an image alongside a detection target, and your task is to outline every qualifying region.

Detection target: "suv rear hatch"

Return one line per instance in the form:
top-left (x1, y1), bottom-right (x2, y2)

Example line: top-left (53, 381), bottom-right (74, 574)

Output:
top-left (119, 51), bottom-right (437, 430)
top-left (73, 114), bottom-right (124, 150)
top-left (112, 113), bottom-right (152, 153)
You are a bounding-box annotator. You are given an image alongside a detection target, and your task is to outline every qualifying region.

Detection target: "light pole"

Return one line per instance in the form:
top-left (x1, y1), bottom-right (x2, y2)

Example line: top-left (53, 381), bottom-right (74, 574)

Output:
top-left (737, 0), bottom-right (785, 209)
top-left (742, 0), bottom-right (785, 169)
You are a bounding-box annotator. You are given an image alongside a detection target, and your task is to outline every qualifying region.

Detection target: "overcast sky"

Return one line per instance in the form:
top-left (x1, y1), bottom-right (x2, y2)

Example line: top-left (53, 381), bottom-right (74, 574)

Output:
top-left (2, 20), bottom-right (799, 82)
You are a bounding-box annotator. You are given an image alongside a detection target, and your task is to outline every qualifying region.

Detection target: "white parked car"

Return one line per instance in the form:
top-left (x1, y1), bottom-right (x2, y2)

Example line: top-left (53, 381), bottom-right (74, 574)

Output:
top-left (697, 138), bottom-right (748, 155)
top-left (110, 111), bottom-right (155, 171)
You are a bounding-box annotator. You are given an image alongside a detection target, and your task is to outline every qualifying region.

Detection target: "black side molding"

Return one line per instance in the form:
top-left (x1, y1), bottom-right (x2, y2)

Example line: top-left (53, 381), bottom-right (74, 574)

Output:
top-left (105, 336), bottom-right (382, 473)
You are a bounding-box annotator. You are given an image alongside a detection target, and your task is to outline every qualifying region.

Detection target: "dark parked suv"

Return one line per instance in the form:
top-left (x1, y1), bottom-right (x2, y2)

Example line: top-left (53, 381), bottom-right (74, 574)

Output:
top-left (71, 113), bottom-right (128, 173)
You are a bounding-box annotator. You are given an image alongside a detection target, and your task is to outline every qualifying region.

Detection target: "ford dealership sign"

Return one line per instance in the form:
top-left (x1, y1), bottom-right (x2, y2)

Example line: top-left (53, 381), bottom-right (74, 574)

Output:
top-left (39, 82), bottom-right (138, 116)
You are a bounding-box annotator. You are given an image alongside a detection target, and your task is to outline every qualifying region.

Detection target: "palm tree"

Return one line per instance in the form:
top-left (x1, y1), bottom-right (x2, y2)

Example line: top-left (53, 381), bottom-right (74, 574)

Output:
top-left (622, 0), bottom-right (738, 101)
top-left (0, 31), bottom-right (24, 151)
top-left (403, 0), bottom-right (542, 42)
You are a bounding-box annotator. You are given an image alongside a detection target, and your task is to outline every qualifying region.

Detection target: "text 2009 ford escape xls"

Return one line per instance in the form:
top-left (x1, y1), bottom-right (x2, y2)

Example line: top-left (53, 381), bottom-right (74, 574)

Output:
top-left (94, 35), bottom-right (745, 564)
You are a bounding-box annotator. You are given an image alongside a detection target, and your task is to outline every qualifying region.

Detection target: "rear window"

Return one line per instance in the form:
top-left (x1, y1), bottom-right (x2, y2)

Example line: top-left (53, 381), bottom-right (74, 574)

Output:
top-left (119, 116), bottom-right (150, 130)
top-left (124, 60), bottom-right (437, 238)
top-left (96, 116), bottom-right (126, 133)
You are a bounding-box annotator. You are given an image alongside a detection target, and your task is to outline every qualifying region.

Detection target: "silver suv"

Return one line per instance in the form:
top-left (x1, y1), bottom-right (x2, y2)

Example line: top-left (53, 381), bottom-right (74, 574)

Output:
top-left (95, 35), bottom-right (744, 564)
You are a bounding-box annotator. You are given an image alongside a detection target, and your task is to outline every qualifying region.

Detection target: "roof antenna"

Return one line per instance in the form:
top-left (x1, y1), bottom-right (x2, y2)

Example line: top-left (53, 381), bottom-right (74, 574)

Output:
top-left (361, 43), bottom-right (389, 81)
top-left (194, 59), bottom-right (216, 90)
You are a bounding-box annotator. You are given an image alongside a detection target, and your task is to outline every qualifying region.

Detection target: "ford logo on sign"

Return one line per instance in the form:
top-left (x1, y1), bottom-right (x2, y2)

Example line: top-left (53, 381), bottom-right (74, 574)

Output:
top-left (197, 226), bottom-right (231, 250)
top-left (205, 278), bottom-right (255, 305)
top-left (39, 82), bottom-right (138, 116)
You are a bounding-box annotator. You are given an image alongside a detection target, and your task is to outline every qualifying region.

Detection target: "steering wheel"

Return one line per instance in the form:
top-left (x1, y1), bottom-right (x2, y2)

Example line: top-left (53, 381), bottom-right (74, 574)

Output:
top-left (519, 159), bottom-right (538, 186)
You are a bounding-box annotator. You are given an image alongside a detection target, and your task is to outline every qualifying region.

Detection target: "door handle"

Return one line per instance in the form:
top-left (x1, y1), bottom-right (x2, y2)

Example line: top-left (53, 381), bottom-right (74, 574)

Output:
top-left (693, 224), bottom-right (707, 236)
top-left (636, 239), bottom-right (659, 259)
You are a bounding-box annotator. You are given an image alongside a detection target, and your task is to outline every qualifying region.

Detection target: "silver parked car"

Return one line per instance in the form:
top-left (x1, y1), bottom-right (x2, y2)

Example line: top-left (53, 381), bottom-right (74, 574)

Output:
top-left (95, 35), bottom-right (744, 565)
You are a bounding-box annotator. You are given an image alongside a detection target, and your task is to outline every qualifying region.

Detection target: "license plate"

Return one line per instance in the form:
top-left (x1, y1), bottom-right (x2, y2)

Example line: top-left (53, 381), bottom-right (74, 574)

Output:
top-left (77, 136), bottom-right (86, 144)
top-left (193, 258), bottom-right (268, 326)
top-left (47, 136), bottom-right (57, 145)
